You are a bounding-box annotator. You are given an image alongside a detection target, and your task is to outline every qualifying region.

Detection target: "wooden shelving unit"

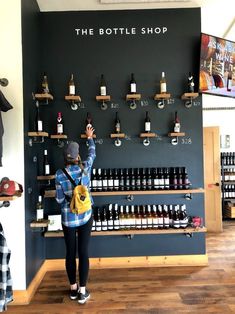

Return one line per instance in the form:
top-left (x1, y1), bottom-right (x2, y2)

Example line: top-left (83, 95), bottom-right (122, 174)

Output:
top-left (30, 219), bottom-right (50, 228)
top-left (126, 94), bottom-right (141, 101)
top-left (181, 92), bottom-right (199, 100)
top-left (50, 134), bottom-right (67, 139)
top-left (140, 132), bottom-right (157, 138)
top-left (44, 188), bottom-right (204, 198)
top-left (44, 226), bottom-right (207, 238)
top-left (34, 93), bottom-right (54, 101)
top-left (28, 131), bottom-right (49, 137)
top-left (65, 95), bottom-right (81, 102)
top-left (168, 132), bottom-right (185, 137)
top-left (96, 95), bottom-right (111, 102)
top-left (110, 133), bottom-right (125, 139)
top-left (154, 93), bottom-right (171, 100)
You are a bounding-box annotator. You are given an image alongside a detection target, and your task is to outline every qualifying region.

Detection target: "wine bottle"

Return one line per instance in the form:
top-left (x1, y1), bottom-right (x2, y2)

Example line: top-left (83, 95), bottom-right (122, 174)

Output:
top-left (43, 149), bottom-right (50, 175)
top-left (227, 71), bottom-right (232, 92)
top-left (152, 205), bottom-right (158, 229)
top-left (160, 71), bottom-right (167, 94)
top-left (144, 111), bottom-right (151, 132)
top-left (100, 74), bottom-right (107, 96)
top-left (35, 105), bottom-right (43, 132)
top-left (42, 72), bottom-right (49, 94)
top-left (107, 168), bottom-right (114, 191)
top-left (135, 206), bottom-right (142, 229)
top-left (188, 72), bottom-right (195, 93)
top-left (107, 204), bottom-right (114, 231)
top-left (130, 73), bottom-right (136, 94)
top-left (36, 195), bottom-right (44, 221)
top-left (91, 168), bottom-right (97, 192)
top-left (86, 112), bottom-right (93, 128)
top-left (141, 205), bottom-right (147, 229)
top-left (57, 112), bottom-right (63, 134)
top-left (95, 208), bottom-right (102, 232)
top-left (119, 169), bottom-right (125, 191)
top-left (97, 168), bottom-right (102, 191)
top-left (119, 205), bottom-right (125, 230)
top-left (146, 205), bottom-right (153, 229)
top-left (163, 205), bottom-right (169, 229)
top-left (115, 112), bottom-right (121, 134)
top-left (101, 207), bottom-right (108, 231)
top-left (113, 168), bottom-right (119, 191)
top-left (130, 205), bottom-right (136, 229)
top-left (173, 111), bottom-right (181, 133)
top-left (157, 205), bottom-right (164, 229)
top-left (68, 73), bottom-right (75, 95)
top-left (102, 168), bottom-right (108, 192)
top-left (113, 204), bottom-right (120, 230)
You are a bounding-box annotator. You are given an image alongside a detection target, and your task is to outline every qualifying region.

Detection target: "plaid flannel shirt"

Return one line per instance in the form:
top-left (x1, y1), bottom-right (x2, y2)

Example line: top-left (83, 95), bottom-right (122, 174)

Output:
top-left (55, 138), bottom-right (96, 227)
top-left (0, 224), bottom-right (13, 312)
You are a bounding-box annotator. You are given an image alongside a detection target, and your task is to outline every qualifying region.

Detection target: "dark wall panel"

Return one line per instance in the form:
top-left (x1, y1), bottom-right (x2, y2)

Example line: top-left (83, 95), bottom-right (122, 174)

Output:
top-left (25, 8), bottom-right (203, 261)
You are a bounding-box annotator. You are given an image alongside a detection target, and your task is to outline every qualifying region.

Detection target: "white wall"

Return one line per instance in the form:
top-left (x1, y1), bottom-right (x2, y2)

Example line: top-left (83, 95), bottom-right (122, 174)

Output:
top-left (201, 4), bottom-right (235, 151)
top-left (0, 0), bottom-right (26, 290)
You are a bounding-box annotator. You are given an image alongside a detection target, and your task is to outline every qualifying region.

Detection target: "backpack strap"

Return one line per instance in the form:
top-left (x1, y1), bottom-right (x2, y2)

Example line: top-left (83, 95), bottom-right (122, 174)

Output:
top-left (62, 168), bottom-right (77, 187)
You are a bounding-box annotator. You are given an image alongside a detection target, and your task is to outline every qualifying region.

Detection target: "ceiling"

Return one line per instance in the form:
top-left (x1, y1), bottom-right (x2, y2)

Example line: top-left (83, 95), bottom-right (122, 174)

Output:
top-left (36, 0), bottom-right (235, 40)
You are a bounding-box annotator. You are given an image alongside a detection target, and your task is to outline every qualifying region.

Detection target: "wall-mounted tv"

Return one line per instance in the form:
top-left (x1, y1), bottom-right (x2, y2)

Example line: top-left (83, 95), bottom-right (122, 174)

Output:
top-left (199, 33), bottom-right (235, 98)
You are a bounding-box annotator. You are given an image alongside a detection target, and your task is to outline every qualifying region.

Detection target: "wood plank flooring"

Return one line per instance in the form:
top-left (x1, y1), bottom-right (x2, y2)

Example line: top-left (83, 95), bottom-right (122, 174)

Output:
top-left (7, 220), bottom-right (235, 313)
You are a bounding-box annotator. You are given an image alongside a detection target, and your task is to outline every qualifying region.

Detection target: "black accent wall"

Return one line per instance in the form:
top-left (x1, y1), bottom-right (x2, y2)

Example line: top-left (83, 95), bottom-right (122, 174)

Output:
top-left (23, 6), bottom-right (204, 285)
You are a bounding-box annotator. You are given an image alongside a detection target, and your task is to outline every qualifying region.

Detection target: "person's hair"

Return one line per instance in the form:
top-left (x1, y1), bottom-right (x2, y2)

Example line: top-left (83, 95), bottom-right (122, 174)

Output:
top-left (65, 154), bottom-right (85, 172)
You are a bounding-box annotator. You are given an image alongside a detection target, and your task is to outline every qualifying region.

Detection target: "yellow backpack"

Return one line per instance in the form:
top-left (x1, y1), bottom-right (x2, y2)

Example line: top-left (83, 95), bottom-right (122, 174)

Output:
top-left (62, 168), bottom-right (91, 214)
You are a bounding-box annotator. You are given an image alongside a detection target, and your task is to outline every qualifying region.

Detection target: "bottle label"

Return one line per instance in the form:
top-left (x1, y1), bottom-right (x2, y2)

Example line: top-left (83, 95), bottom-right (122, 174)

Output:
top-left (69, 85), bottom-right (75, 95)
top-left (45, 165), bottom-right (50, 175)
top-left (37, 120), bottom-right (43, 132)
top-left (57, 123), bottom-right (63, 134)
top-left (174, 123), bottom-right (180, 133)
top-left (36, 209), bottom-right (44, 221)
top-left (227, 79), bottom-right (232, 90)
top-left (92, 180), bottom-right (97, 188)
top-left (145, 122), bottom-right (151, 132)
top-left (160, 83), bottom-right (167, 93)
top-left (100, 86), bottom-right (106, 96)
top-left (130, 83), bottom-right (136, 93)
top-left (152, 217), bottom-right (158, 228)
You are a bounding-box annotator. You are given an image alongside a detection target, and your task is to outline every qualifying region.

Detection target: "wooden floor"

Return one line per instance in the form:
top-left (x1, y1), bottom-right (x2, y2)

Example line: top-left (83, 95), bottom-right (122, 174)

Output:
top-left (7, 220), bottom-right (235, 313)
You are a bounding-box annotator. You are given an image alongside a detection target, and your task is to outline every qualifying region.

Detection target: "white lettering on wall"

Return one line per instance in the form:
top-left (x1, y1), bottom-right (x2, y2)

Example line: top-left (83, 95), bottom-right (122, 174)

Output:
top-left (75, 26), bottom-right (167, 37)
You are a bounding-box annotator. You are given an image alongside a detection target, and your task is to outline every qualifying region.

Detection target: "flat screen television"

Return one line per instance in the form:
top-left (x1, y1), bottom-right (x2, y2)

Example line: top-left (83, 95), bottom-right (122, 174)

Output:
top-left (199, 33), bottom-right (235, 98)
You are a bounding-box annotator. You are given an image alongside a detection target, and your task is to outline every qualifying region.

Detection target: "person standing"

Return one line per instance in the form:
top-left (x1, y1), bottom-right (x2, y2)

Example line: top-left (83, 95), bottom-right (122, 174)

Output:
top-left (55, 125), bottom-right (95, 304)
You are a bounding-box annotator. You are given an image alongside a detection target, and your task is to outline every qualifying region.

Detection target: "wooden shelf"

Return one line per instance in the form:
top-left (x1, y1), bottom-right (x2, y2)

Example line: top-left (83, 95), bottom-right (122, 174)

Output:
top-left (96, 95), bottom-right (111, 102)
top-left (50, 134), bottom-right (68, 139)
top-left (126, 94), bottom-right (141, 101)
top-left (37, 175), bottom-right (55, 181)
top-left (181, 92), bottom-right (199, 100)
top-left (80, 134), bottom-right (97, 139)
top-left (110, 133), bottom-right (125, 139)
top-left (28, 132), bottom-right (49, 137)
top-left (0, 193), bottom-right (22, 201)
top-left (30, 219), bottom-right (50, 228)
top-left (140, 133), bottom-right (157, 138)
top-left (65, 95), bottom-right (81, 102)
top-left (168, 132), bottom-right (185, 137)
top-left (44, 188), bottom-right (204, 198)
top-left (34, 93), bottom-right (53, 101)
top-left (154, 93), bottom-right (171, 100)
top-left (44, 226), bottom-right (207, 238)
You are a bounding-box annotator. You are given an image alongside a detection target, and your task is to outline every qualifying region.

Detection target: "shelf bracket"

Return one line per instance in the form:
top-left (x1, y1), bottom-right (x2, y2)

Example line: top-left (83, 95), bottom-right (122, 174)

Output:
top-left (184, 193), bottom-right (192, 200)
top-left (184, 232), bottom-right (193, 238)
top-left (0, 201), bottom-right (10, 208)
top-left (127, 194), bottom-right (134, 202)
top-left (171, 136), bottom-right (178, 145)
top-left (129, 99), bottom-right (137, 110)
top-left (143, 137), bottom-right (150, 146)
top-left (28, 136), bottom-right (45, 146)
top-left (157, 99), bottom-right (167, 109)
top-left (126, 234), bottom-right (134, 239)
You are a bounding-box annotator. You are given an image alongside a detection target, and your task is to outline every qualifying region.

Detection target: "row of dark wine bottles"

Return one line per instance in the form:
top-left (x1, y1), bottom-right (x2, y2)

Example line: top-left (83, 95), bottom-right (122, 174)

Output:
top-left (40, 71), bottom-right (195, 97)
top-left (222, 184), bottom-right (235, 199)
top-left (92, 203), bottom-right (190, 231)
top-left (90, 167), bottom-right (190, 192)
top-left (221, 152), bottom-right (235, 166)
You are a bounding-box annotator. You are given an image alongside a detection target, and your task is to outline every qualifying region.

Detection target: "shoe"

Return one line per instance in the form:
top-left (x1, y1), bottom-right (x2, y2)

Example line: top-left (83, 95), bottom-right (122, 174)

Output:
top-left (78, 289), bottom-right (90, 304)
top-left (70, 286), bottom-right (78, 300)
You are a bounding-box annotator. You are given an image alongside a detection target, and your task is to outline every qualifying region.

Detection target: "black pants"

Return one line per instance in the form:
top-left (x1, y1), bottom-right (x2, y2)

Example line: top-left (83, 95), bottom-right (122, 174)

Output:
top-left (62, 216), bottom-right (93, 287)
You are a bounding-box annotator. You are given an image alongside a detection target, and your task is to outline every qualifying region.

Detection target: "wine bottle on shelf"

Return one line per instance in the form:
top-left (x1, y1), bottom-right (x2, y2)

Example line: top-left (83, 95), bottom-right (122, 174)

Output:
top-left (35, 105), bottom-right (43, 132)
top-left (113, 204), bottom-right (120, 230)
top-left (141, 206), bottom-right (147, 229)
top-left (91, 212), bottom-right (96, 232)
top-left (86, 112), bottom-right (93, 128)
top-left (146, 205), bottom-right (153, 229)
top-left (114, 112), bottom-right (121, 134)
top-left (173, 111), bottom-right (181, 133)
top-left (95, 208), bottom-right (102, 232)
top-left (130, 168), bottom-right (136, 191)
top-left (119, 205), bottom-right (125, 230)
top-left (113, 168), bottom-right (120, 191)
top-left (119, 169), bottom-right (125, 191)
top-left (108, 168), bottom-right (114, 191)
top-left (187, 72), bottom-right (195, 93)
top-left (36, 195), bottom-right (44, 221)
top-left (160, 71), bottom-right (167, 94)
top-left (101, 207), bottom-right (108, 231)
top-left (130, 205), bottom-right (136, 229)
top-left (97, 168), bottom-right (102, 191)
top-left (130, 73), bottom-right (136, 94)
top-left (91, 168), bottom-right (97, 192)
top-left (125, 168), bottom-right (130, 191)
top-left (136, 168), bottom-right (141, 191)
top-left (179, 204), bottom-right (188, 228)
top-left (146, 168), bottom-right (152, 190)
top-left (135, 206), bottom-right (142, 229)
top-left (43, 149), bottom-right (50, 175)
top-left (102, 168), bottom-right (108, 192)
top-left (41, 72), bottom-right (49, 94)
top-left (182, 167), bottom-right (190, 189)
top-left (163, 205), bottom-right (170, 229)
top-left (68, 73), bottom-right (75, 95)
top-left (144, 111), bottom-right (151, 133)
top-left (163, 168), bottom-right (170, 190)
top-left (152, 205), bottom-right (158, 229)
top-left (157, 205), bottom-right (164, 229)
top-left (107, 204), bottom-right (114, 231)
top-left (141, 168), bottom-right (147, 191)
top-left (56, 112), bottom-right (63, 134)
top-left (100, 74), bottom-right (107, 96)
top-left (124, 206), bottom-right (131, 230)
top-left (177, 167), bottom-right (183, 190)
top-left (173, 206), bottom-right (180, 228)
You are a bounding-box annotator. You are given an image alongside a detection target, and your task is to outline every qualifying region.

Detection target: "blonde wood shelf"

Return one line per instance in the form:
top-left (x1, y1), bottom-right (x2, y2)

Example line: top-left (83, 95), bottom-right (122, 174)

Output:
top-left (50, 134), bottom-right (68, 139)
top-left (28, 132), bottom-right (49, 137)
top-left (30, 220), bottom-right (50, 228)
top-left (181, 92), bottom-right (199, 100)
top-left (80, 134), bottom-right (97, 139)
top-left (34, 93), bottom-right (53, 101)
top-left (37, 175), bottom-right (55, 181)
top-left (65, 95), bottom-right (81, 102)
top-left (126, 94), bottom-right (141, 101)
top-left (140, 132), bottom-right (157, 138)
top-left (154, 93), bottom-right (171, 100)
top-left (44, 226), bottom-right (207, 238)
top-left (0, 193), bottom-right (22, 201)
top-left (110, 133), bottom-right (125, 139)
top-left (96, 95), bottom-right (111, 102)
top-left (44, 188), bottom-right (204, 198)
top-left (168, 132), bottom-right (185, 137)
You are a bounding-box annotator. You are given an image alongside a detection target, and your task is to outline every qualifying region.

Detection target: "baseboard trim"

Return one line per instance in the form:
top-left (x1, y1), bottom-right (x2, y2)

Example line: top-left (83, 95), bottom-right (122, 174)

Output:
top-left (12, 254), bottom-right (208, 305)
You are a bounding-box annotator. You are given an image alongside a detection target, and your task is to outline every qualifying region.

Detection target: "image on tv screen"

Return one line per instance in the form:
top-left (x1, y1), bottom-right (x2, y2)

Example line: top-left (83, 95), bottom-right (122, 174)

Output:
top-left (199, 33), bottom-right (235, 98)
